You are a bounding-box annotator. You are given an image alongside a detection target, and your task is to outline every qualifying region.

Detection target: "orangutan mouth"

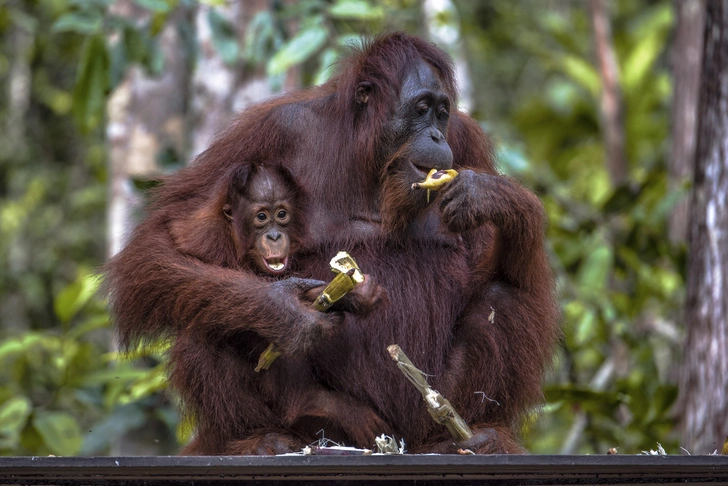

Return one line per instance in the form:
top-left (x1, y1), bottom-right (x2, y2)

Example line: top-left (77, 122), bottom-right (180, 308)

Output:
top-left (265, 257), bottom-right (288, 272)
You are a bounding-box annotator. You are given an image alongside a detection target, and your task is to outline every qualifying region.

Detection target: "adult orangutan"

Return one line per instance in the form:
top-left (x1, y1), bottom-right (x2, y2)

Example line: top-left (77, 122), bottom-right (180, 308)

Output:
top-left (103, 32), bottom-right (560, 455)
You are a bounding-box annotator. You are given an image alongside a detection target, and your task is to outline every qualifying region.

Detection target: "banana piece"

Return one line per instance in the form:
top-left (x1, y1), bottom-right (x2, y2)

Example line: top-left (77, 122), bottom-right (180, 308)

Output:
top-left (412, 169), bottom-right (458, 202)
top-left (412, 168), bottom-right (459, 190)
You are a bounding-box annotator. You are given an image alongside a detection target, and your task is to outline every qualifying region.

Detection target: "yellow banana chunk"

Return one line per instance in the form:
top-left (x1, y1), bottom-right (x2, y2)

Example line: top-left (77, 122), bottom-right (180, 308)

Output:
top-left (412, 169), bottom-right (458, 202)
top-left (411, 169), bottom-right (458, 190)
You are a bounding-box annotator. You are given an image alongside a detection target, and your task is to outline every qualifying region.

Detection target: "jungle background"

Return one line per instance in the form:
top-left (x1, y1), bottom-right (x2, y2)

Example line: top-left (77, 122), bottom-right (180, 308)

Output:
top-left (1, 0), bottom-right (725, 456)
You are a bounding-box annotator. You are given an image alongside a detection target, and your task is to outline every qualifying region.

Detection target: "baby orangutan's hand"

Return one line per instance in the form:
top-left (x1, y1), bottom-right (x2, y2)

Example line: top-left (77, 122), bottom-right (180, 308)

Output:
top-left (303, 274), bottom-right (386, 316)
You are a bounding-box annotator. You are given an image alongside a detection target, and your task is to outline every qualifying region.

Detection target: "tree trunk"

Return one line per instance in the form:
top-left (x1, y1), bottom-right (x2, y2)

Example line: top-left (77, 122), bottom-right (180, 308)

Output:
top-left (1, 15), bottom-right (34, 331)
top-left (680, 0), bottom-right (728, 455)
top-left (589, 0), bottom-right (627, 187)
top-left (423, 0), bottom-right (473, 112)
top-left (189, 0), bottom-right (271, 159)
top-left (106, 1), bottom-right (189, 258)
top-left (669, 0), bottom-right (705, 245)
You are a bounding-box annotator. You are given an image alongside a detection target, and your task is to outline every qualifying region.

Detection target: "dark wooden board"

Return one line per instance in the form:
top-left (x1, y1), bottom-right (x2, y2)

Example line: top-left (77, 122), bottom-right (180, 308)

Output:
top-left (1, 454), bottom-right (728, 485)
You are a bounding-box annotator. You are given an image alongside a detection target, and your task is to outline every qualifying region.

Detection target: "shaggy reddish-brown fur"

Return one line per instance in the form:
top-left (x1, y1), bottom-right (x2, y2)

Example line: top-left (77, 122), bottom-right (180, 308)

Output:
top-left (103, 32), bottom-right (560, 455)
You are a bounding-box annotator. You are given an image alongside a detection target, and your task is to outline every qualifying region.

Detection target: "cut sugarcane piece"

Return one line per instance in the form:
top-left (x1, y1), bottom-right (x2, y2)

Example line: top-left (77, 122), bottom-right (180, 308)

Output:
top-left (387, 344), bottom-right (473, 442)
top-left (255, 252), bottom-right (364, 372)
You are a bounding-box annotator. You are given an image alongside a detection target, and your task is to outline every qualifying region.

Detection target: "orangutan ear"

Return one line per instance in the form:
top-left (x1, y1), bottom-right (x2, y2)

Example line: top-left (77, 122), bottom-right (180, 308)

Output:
top-left (230, 165), bottom-right (252, 194)
top-left (355, 81), bottom-right (372, 106)
top-left (222, 204), bottom-right (233, 222)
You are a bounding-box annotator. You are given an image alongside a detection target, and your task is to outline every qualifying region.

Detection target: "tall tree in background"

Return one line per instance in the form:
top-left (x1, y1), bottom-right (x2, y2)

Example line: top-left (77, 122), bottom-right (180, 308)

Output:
top-left (589, 0), bottom-right (626, 186)
top-left (680, 0), bottom-right (728, 454)
top-left (105, 0), bottom-right (278, 454)
top-left (189, 0), bottom-right (272, 158)
top-left (106, 0), bottom-right (188, 260)
top-left (669, 0), bottom-right (704, 244)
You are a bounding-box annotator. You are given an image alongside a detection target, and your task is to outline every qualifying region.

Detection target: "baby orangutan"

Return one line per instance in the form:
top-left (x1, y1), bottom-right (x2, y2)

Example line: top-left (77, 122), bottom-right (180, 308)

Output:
top-left (176, 163), bottom-right (389, 454)
top-left (223, 164), bottom-right (302, 276)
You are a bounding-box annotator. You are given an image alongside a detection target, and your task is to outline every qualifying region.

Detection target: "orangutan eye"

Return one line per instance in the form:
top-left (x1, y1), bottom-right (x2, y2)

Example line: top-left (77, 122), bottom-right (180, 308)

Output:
top-left (416, 101), bottom-right (430, 115)
top-left (256, 212), bottom-right (267, 222)
top-left (277, 210), bottom-right (287, 219)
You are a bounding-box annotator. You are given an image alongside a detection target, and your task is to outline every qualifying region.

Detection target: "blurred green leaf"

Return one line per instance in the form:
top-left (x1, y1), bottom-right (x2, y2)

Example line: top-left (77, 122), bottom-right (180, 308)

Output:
top-left (578, 241), bottom-right (612, 293)
top-left (54, 274), bottom-right (101, 325)
top-left (123, 26), bottom-right (147, 64)
top-left (545, 384), bottom-right (628, 415)
top-left (120, 368), bottom-right (168, 404)
top-left (622, 4), bottom-right (673, 93)
top-left (208, 8), bottom-right (239, 65)
top-left (0, 396), bottom-right (32, 438)
top-left (0, 334), bottom-right (43, 362)
top-left (82, 367), bottom-right (150, 387)
top-left (575, 306), bottom-right (597, 346)
top-left (268, 26), bottom-right (328, 76)
top-left (314, 47), bottom-right (339, 85)
top-left (52, 13), bottom-right (102, 35)
top-left (68, 314), bottom-right (109, 340)
top-left (133, 0), bottom-right (171, 13)
top-left (559, 54), bottom-right (600, 98)
top-left (32, 411), bottom-right (83, 456)
top-left (69, 0), bottom-right (115, 8)
top-left (243, 11), bottom-right (278, 65)
top-left (72, 35), bottom-right (109, 132)
top-left (329, 0), bottom-right (384, 20)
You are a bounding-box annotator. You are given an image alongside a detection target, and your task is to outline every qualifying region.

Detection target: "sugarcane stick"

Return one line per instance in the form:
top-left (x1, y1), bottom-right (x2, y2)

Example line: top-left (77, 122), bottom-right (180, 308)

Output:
top-left (311, 269), bottom-right (357, 311)
top-left (387, 344), bottom-right (473, 442)
top-left (255, 344), bottom-right (282, 372)
top-left (255, 252), bottom-right (364, 372)
top-left (255, 269), bottom-right (356, 371)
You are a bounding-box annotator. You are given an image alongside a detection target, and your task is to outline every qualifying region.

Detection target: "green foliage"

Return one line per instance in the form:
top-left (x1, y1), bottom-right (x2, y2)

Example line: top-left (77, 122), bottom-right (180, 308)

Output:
top-left (1, 3), bottom-right (178, 454)
top-left (0, 272), bottom-right (176, 456)
top-left (1, 2), bottom-right (108, 333)
top-left (33, 411), bottom-right (83, 456)
top-left (74, 36), bottom-right (109, 149)
top-left (207, 8), bottom-right (239, 65)
top-left (330, 1), bottom-right (385, 20)
top-left (268, 23), bottom-right (329, 76)
top-left (238, 0), bottom-right (422, 87)
top-left (50, 0), bottom-right (171, 132)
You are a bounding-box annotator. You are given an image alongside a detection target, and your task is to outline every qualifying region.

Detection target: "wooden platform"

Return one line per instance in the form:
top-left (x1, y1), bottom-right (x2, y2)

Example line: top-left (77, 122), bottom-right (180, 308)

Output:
top-left (1, 454), bottom-right (728, 485)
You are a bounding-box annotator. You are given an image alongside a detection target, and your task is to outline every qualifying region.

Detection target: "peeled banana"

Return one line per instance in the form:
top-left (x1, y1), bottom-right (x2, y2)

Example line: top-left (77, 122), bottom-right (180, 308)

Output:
top-left (411, 169), bottom-right (458, 202)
